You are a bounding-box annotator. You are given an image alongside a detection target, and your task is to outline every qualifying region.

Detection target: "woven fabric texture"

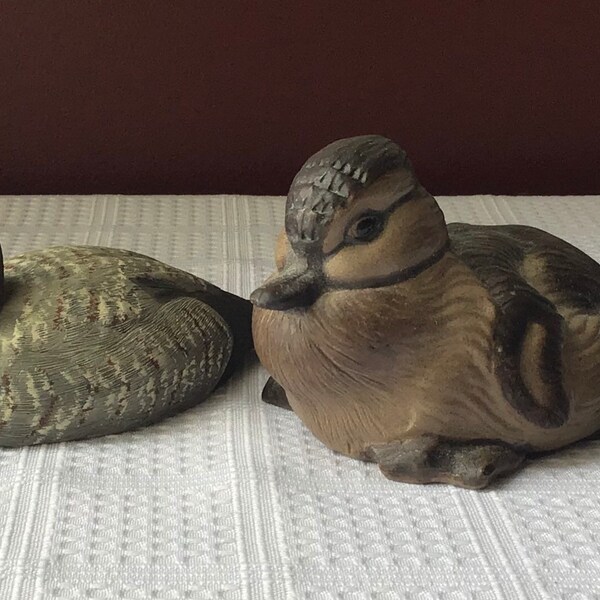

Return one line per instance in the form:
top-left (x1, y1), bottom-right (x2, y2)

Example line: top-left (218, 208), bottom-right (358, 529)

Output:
top-left (0, 195), bottom-right (599, 600)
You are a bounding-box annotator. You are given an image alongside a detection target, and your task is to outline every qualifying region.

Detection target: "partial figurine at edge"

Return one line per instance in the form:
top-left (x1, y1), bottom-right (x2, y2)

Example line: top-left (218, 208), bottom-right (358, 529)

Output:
top-left (251, 134), bottom-right (600, 489)
top-left (0, 245), bottom-right (252, 447)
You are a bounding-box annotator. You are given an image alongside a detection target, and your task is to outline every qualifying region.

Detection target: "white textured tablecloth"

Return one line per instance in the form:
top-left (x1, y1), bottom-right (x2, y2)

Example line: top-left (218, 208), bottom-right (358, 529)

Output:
top-left (1, 194), bottom-right (600, 600)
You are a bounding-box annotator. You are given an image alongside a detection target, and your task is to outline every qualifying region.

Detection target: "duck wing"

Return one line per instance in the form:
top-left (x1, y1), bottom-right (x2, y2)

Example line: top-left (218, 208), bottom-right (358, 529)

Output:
top-left (130, 270), bottom-right (253, 385)
top-left (449, 223), bottom-right (571, 428)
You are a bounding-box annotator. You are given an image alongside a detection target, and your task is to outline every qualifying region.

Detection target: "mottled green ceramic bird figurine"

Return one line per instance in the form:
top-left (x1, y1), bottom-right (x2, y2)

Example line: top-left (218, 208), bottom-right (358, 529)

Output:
top-left (0, 245), bottom-right (252, 447)
top-left (251, 134), bottom-right (600, 489)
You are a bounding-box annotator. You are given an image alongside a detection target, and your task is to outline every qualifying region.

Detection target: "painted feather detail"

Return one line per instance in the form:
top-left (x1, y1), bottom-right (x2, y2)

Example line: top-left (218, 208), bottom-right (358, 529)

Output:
top-left (0, 246), bottom-right (250, 447)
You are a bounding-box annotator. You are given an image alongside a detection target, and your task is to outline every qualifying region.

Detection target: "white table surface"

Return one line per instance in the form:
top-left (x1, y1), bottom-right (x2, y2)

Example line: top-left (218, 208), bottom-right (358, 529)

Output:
top-left (1, 194), bottom-right (599, 600)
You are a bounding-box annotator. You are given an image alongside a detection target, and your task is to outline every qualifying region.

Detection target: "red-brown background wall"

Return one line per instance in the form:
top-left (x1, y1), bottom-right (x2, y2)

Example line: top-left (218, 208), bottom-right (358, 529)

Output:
top-left (1, 2), bottom-right (599, 196)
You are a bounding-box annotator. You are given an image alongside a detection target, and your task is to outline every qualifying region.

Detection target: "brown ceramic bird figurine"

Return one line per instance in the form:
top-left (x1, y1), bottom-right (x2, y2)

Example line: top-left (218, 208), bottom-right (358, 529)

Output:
top-left (251, 135), bottom-right (600, 489)
top-left (0, 245), bottom-right (252, 447)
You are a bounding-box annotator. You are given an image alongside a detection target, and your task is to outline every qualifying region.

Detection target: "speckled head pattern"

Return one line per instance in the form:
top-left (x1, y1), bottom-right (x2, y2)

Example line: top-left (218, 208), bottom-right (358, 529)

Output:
top-left (285, 136), bottom-right (412, 253)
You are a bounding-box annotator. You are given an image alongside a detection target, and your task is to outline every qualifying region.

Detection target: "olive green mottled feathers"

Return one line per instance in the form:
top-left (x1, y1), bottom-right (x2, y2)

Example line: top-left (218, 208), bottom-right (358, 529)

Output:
top-left (0, 245), bottom-right (252, 447)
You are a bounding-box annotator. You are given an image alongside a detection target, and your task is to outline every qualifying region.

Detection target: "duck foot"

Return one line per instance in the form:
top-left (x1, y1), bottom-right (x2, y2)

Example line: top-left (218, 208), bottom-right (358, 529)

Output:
top-left (365, 435), bottom-right (526, 489)
top-left (261, 377), bottom-right (293, 411)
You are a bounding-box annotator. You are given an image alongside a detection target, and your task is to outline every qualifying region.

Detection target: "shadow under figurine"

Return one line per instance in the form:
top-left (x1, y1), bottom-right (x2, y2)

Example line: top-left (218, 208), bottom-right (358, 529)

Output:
top-left (251, 134), bottom-right (600, 489)
top-left (0, 245), bottom-right (252, 447)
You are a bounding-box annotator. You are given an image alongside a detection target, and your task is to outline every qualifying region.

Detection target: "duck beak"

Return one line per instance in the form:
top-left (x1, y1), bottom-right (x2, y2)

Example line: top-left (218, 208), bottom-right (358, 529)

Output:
top-left (250, 264), bottom-right (321, 311)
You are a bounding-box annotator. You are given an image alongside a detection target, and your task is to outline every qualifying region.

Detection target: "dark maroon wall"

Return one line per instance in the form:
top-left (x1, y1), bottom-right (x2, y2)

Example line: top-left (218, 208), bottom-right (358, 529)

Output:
top-left (1, 2), bottom-right (599, 195)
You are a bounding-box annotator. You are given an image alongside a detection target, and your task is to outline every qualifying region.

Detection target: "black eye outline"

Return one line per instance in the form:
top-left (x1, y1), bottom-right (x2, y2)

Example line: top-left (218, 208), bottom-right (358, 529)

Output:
top-left (345, 211), bottom-right (386, 244)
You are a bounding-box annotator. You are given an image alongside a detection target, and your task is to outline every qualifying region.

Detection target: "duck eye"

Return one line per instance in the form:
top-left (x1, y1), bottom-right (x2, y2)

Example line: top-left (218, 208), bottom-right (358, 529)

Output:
top-left (348, 213), bottom-right (385, 243)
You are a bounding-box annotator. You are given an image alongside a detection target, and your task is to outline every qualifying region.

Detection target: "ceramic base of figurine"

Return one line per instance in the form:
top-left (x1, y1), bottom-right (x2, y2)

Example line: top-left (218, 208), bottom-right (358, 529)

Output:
top-left (262, 378), bottom-right (526, 489)
top-left (364, 436), bottom-right (526, 489)
top-left (262, 376), bottom-right (293, 410)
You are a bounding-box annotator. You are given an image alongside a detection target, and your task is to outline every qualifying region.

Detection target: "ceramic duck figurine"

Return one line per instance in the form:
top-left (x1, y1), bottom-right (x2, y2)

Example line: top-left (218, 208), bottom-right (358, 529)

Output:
top-left (251, 135), bottom-right (600, 489)
top-left (0, 245), bottom-right (252, 447)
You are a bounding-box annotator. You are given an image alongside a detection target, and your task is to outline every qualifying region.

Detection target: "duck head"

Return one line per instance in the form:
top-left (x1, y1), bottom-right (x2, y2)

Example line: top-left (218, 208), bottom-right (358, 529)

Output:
top-left (250, 135), bottom-right (449, 311)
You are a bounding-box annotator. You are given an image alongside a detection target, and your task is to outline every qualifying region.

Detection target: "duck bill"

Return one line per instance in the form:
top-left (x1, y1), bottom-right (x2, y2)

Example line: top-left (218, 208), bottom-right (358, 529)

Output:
top-left (250, 266), bottom-right (321, 311)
